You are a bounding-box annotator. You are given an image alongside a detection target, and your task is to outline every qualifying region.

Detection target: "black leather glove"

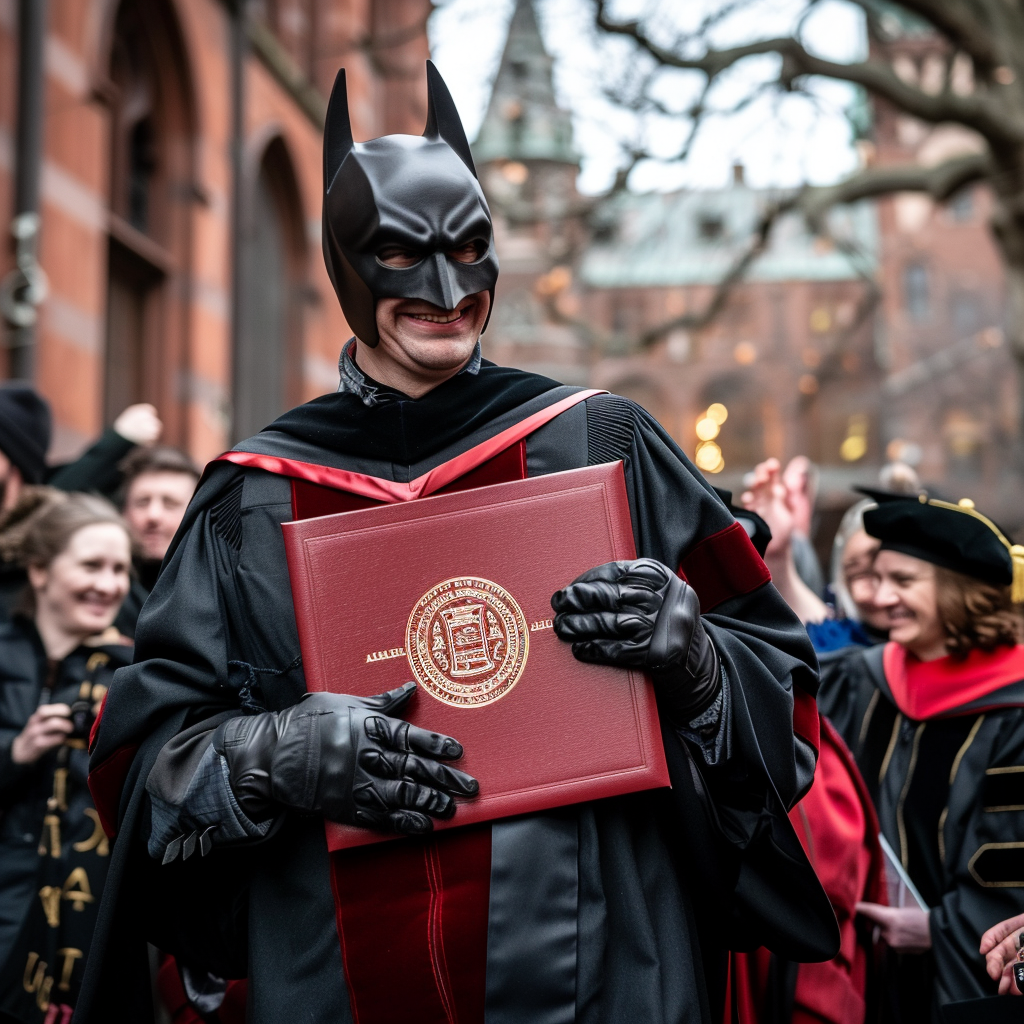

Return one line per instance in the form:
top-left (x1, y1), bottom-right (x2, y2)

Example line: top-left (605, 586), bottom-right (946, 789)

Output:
top-left (551, 558), bottom-right (721, 723)
top-left (212, 682), bottom-right (478, 836)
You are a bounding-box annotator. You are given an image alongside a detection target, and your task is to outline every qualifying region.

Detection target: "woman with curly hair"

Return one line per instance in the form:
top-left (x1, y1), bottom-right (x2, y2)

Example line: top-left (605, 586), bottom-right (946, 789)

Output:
top-left (818, 497), bottom-right (1024, 1021)
top-left (0, 490), bottom-right (132, 1024)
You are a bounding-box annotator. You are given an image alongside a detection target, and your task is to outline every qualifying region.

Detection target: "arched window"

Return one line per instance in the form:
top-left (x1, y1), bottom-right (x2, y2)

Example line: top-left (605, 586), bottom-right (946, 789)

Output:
top-left (103, 0), bottom-right (195, 441)
top-left (234, 138), bottom-right (307, 440)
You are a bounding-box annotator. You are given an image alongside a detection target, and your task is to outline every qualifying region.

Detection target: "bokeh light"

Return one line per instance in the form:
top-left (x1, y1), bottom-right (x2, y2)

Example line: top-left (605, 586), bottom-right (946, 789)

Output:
top-left (695, 416), bottom-right (720, 441)
top-left (733, 341), bottom-right (757, 365)
top-left (840, 435), bottom-right (867, 461)
top-left (695, 440), bottom-right (724, 473)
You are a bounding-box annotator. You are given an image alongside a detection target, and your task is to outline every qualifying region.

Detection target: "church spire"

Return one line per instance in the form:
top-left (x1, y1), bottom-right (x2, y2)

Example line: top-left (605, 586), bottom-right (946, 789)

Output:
top-left (473, 0), bottom-right (577, 166)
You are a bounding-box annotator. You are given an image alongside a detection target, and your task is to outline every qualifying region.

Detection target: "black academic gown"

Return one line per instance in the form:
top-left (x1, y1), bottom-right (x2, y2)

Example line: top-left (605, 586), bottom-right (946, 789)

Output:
top-left (80, 367), bottom-right (836, 1024)
top-left (818, 641), bottom-right (1024, 1018)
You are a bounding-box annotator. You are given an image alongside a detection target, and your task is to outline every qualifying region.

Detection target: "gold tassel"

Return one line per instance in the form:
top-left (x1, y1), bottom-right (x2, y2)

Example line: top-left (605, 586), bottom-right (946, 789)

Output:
top-left (1011, 545), bottom-right (1024, 604)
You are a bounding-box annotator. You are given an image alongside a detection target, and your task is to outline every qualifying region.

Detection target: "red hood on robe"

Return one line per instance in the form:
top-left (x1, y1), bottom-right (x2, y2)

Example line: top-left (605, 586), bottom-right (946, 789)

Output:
top-left (882, 642), bottom-right (1024, 720)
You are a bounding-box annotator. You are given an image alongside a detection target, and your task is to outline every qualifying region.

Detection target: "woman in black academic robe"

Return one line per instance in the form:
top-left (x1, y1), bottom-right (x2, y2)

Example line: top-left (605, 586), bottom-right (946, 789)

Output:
top-left (817, 496), bottom-right (1024, 1021)
top-left (0, 491), bottom-right (133, 1024)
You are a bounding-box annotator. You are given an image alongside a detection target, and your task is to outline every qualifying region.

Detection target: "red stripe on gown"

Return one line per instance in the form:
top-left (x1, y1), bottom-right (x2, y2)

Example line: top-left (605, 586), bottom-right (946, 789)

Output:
top-left (677, 521), bottom-right (771, 614)
top-left (292, 440), bottom-right (528, 1024)
top-left (331, 825), bottom-right (492, 1024)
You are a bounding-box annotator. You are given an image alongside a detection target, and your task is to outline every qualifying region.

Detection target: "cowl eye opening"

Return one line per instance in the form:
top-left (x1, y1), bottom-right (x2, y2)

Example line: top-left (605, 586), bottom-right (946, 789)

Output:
top-left (446, 238), bottom-right (490, 266)
top-left (375, 245), bottom-right (425, 270)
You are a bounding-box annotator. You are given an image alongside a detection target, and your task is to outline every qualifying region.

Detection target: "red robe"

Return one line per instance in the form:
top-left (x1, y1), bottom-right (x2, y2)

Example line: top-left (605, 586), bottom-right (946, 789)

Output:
top-left (726, 716), bottom-right (886, 1024)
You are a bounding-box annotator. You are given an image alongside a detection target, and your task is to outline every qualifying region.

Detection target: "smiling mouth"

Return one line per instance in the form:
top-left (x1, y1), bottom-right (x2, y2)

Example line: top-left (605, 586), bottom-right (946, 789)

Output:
top-left (403, 298), bottom-right (474, 325)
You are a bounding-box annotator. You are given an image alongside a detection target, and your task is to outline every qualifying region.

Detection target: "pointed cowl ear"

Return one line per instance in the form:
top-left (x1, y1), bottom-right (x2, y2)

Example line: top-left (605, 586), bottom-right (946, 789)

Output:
top-left (324, 69), bottom-right (354, 192)
top-left (423, 60), bottom-right (477, 178)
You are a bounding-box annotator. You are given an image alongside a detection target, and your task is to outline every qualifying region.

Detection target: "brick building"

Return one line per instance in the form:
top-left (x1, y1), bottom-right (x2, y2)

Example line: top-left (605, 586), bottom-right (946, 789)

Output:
top-left (866, 9), bottom-right (1015, 520)
top-left (0, 0), bottom-right (430, 464)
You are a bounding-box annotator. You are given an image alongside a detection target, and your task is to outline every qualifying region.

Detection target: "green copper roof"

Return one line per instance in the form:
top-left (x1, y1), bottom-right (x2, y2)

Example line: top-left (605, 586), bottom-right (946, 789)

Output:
top-left (580, 184), bottom-right (878, 288)
top-left (473, 0), bottom-right (578, 166)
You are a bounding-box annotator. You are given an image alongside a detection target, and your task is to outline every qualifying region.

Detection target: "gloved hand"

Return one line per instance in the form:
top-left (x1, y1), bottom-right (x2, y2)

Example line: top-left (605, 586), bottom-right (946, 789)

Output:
top-left (551, 558), bottom-right (721, 723)
top-left (212, 682), bottom-right (478, 835)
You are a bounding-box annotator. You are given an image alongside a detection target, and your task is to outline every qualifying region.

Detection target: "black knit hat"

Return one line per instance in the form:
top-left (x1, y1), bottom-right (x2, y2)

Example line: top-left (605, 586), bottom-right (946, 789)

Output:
top-left (0, 384), bottom-right (51, 484)
top-left (863, 496), bottom-right (1024, 599)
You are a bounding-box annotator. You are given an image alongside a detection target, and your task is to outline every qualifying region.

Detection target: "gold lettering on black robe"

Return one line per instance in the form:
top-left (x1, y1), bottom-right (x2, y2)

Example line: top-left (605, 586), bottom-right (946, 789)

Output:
top-left (56, 948), bottom-right (82, 991)
top-left (73, 808), bottom-right (109, 856)
top-left (48, 767), bottom-right (69, 812)
top-left (61, 867), bottom-right (94, 911)
top-left (39, 815), bottom-right (61, 857)
top-left (23, 952), bottom-right (53, 1010)
top-left (38, 886), bottom-right (61, 928)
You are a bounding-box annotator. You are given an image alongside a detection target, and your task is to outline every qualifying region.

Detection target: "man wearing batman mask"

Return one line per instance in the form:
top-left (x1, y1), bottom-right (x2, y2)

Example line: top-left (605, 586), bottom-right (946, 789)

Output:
top-left (81, 63), bottom-right (835, 1023)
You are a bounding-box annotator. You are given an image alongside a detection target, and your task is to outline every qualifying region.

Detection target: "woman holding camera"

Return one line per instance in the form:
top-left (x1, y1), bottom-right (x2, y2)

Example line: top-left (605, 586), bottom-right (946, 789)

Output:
top-left (0, 490), bottom-right (132, 1023)
top-left (818, 496), bottom-right (1024, 1019)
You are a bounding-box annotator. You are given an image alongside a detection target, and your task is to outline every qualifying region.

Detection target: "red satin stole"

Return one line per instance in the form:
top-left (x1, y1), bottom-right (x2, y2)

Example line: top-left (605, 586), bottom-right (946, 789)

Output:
top-left (291, 441), bottom-right (529, 1024)
top-left (724, 720), bottom-right (884, 1024)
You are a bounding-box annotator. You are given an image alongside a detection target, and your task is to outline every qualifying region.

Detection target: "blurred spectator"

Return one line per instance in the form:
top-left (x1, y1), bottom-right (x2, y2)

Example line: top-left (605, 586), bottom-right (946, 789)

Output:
top-left (0, 388), bottom-right (53, 616)
top-left (0, 401), bottom-right (165, 623)
top-left (0, 489), bottom-right (133, 1022)
top-left (0, 384), bottom-right (52, 511)
top-left (782, 456), bottom-right (825, 596)
top-left (48, 403), bottom-right (163, 498)
top-left (743, 458), bottom-right (827, 624)
top-left (974, 913), bottom-right (1024, 999)
top-left (819, 497), bottom-right (1024, 1017)
top-left (743, 461), bottom-right (897, 652)
top-left (114, 447), bottom-right (200, 637)
top-left (980, 911), bottom-right (1024, 996)
top-left (878, 460), bottom-right (921, 496)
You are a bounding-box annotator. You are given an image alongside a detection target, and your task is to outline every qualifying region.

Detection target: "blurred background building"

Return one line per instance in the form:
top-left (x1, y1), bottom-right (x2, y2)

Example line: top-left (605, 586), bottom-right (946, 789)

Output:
top-left (1, 0), bottom-right (1017, 549)
top-left (0, 0), bottom-right (429, 462)
top-left (473, 0), bottom-right (1015, 553)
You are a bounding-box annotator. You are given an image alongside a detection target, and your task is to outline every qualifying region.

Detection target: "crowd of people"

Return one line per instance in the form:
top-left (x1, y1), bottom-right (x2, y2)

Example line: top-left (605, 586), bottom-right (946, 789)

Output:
top-left (739, 456), bottom-right (1024, 1021)
top-left (3, 379), bottom-right (1024, 1022)
top-left (0, 384), bottom-right (203, 1023)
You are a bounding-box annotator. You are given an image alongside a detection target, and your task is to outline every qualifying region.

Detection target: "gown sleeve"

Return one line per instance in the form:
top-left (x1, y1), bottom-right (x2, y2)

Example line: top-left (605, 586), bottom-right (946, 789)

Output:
top-left (85, 464), bottom-right (302, 988)
top-left (584, 395), bottom-right (837, 961)
top-left (586, 394), bottom-right (819, 802)
top-left (930, 707), bottom-right (1024, 1000)
top-left (89, 462), bottom-right (304, 859)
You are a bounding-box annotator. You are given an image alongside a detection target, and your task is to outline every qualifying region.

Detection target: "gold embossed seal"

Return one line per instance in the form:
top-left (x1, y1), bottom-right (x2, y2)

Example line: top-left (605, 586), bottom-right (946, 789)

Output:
top-left (406, 577), bottom-right (529, 707)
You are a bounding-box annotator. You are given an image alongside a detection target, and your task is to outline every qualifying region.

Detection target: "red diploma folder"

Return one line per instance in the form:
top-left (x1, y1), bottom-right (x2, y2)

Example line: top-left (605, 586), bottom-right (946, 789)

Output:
top-left (281, 462), bottom-right (669, 850)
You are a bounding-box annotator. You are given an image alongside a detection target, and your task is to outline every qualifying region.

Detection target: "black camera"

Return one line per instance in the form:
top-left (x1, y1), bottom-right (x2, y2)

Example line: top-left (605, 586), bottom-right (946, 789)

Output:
top-left (68, 698), bottom-right (96, 743)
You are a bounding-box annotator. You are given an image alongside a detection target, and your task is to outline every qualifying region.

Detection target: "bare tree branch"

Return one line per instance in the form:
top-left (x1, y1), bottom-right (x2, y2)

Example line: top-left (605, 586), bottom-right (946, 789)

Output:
top-left (800, 150), bottom-right (991, 226)
top-left (592, 0), bottom-right (1024, 145)
top-left (636, 194), bottom-right (797, 347)
top-left (631, 151), bottom-right (989, 348)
